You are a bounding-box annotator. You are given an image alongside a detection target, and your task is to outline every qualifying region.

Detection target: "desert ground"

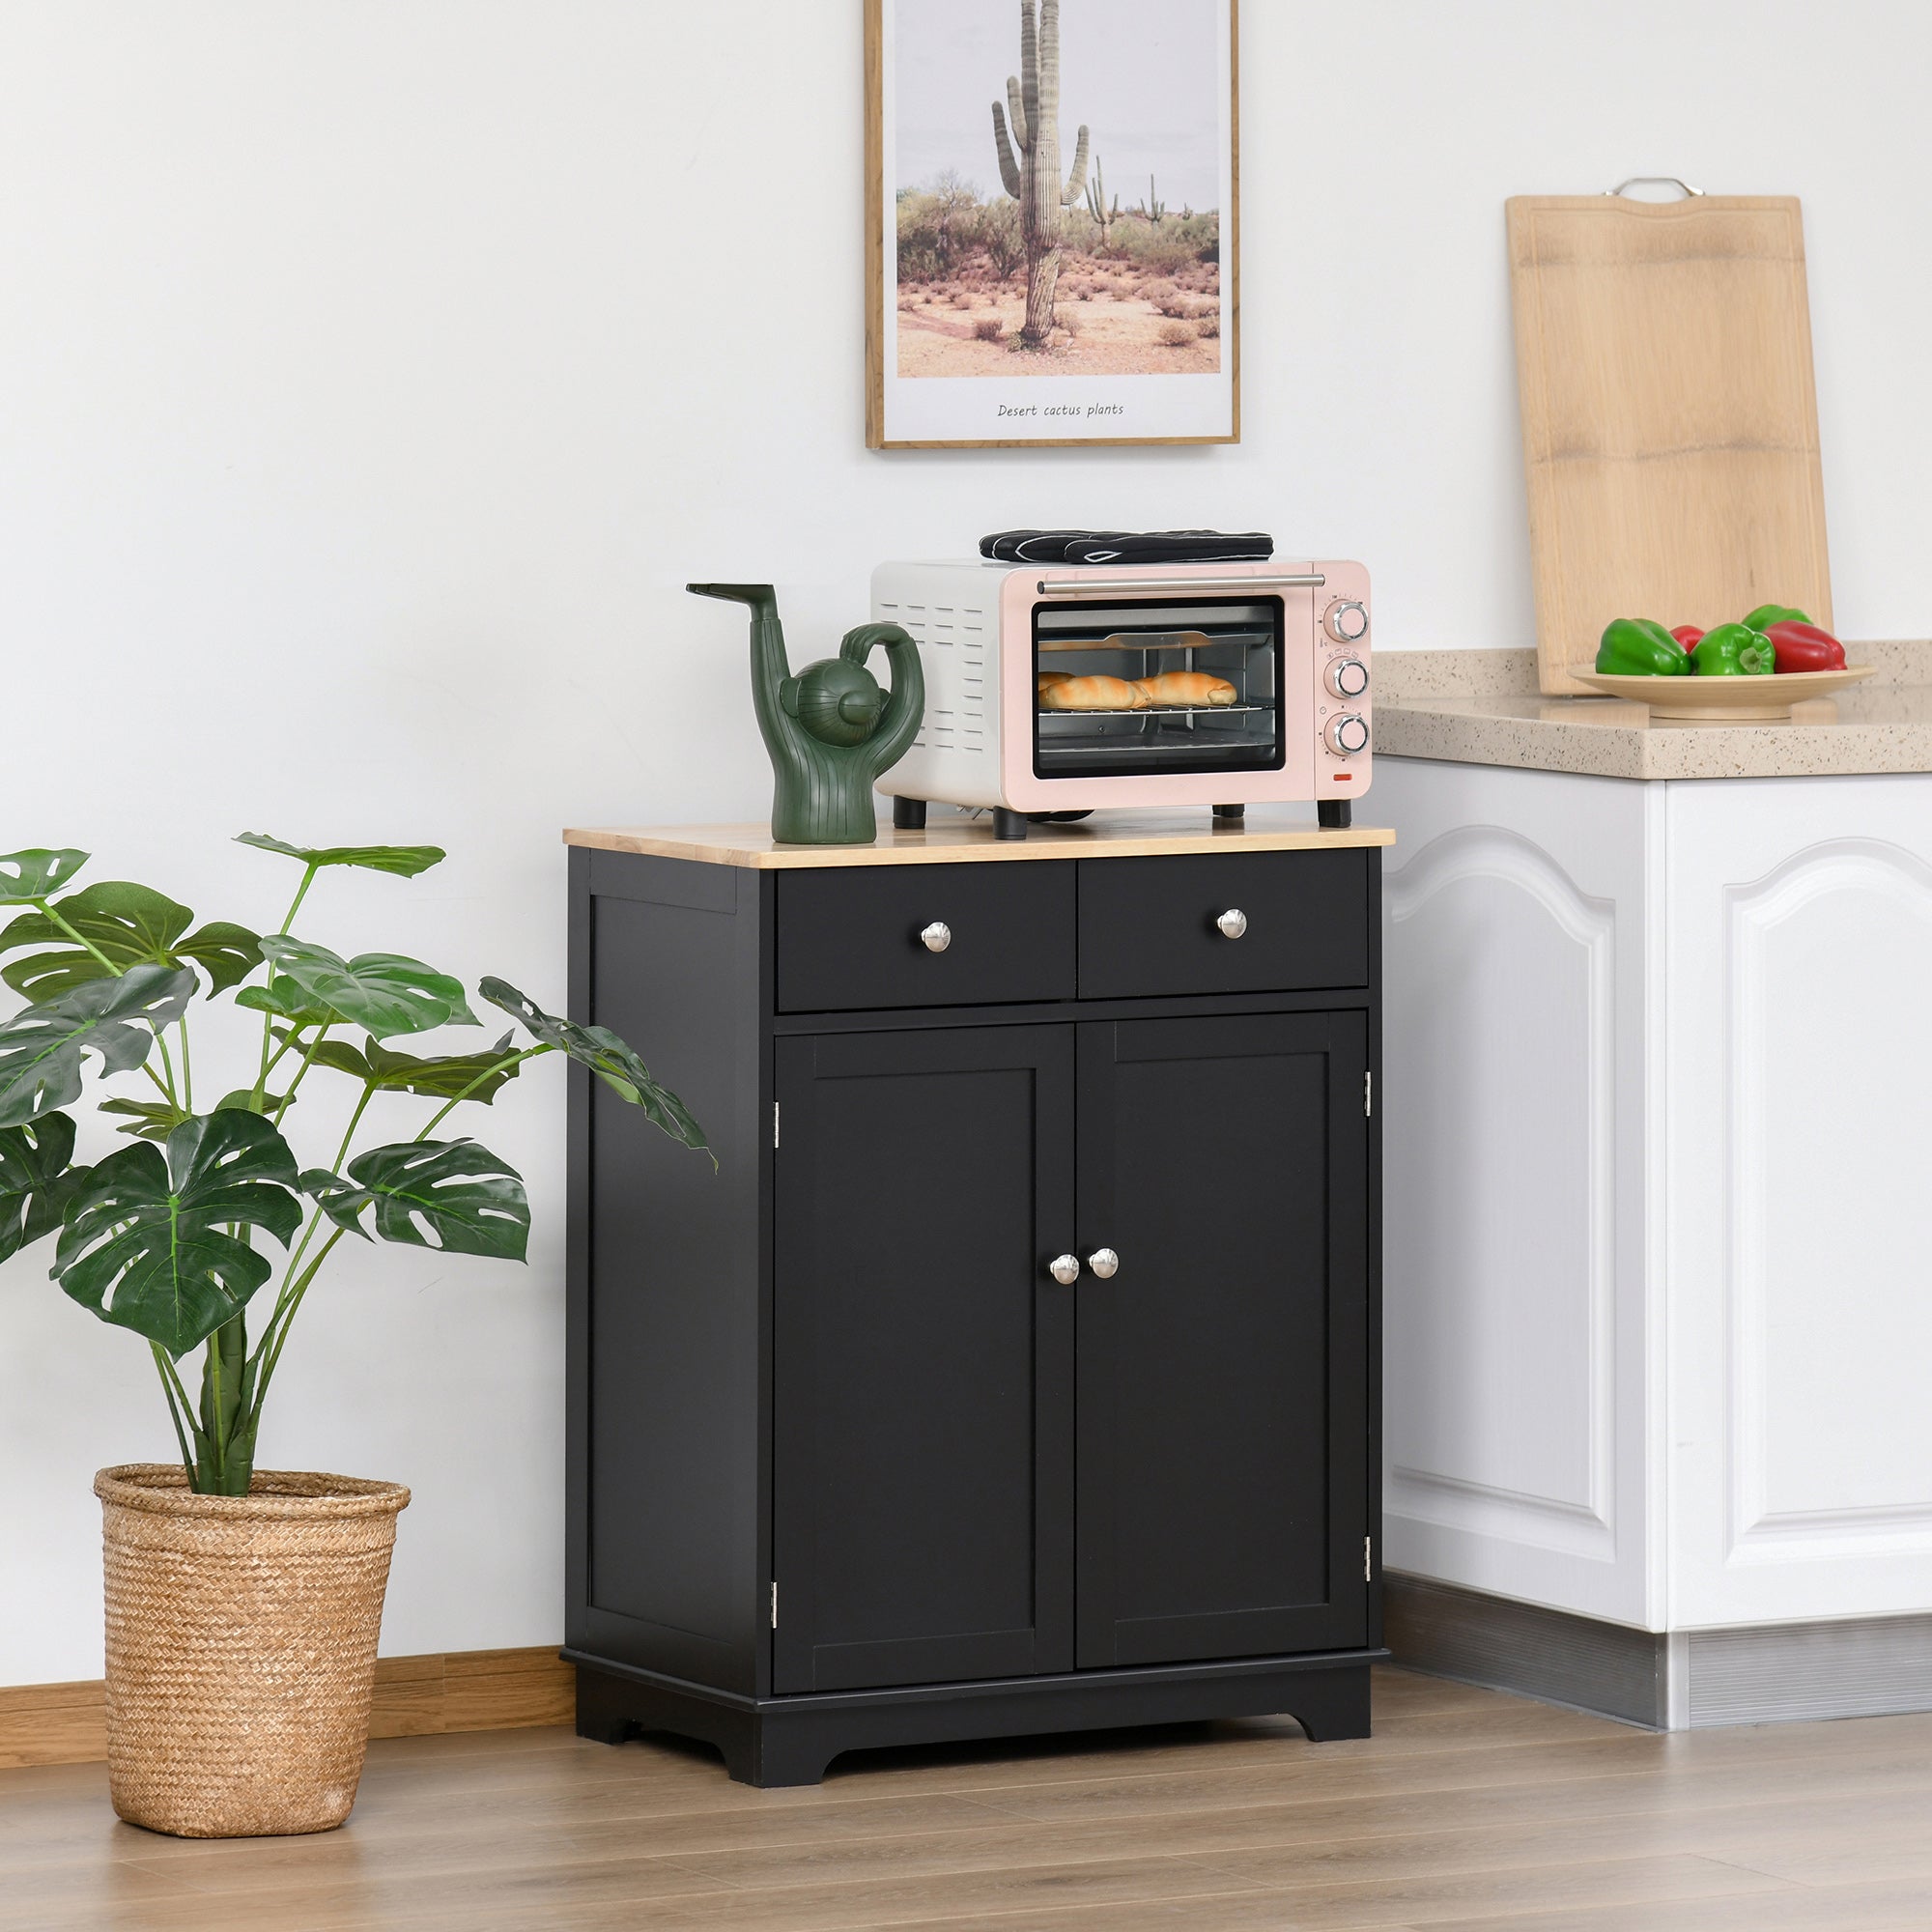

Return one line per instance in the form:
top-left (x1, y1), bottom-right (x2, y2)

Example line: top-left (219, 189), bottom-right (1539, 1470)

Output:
top-left (897, 252), bottom-right (1222, 376)
top-left (895, 194), bottom-right (1224, 378)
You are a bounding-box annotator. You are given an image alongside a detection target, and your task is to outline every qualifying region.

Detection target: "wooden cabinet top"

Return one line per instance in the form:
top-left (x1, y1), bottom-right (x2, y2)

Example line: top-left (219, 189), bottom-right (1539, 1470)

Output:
top-left (564, 815), bottom-right (1395, 870)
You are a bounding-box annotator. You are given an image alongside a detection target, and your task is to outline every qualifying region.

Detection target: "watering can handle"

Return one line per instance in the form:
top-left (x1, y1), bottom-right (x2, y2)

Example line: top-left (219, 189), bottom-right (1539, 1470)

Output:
top-left (839, 621), bottom-right (917, 666)
top-left (838, 623), bottom-right (924, 777)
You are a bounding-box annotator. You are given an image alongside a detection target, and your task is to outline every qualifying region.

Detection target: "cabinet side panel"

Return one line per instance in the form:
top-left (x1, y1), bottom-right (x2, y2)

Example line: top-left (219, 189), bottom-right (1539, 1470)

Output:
top-left (582, 855), bottom-right (762, 1692)
top-left (1367, 849), bottom-right (1384, 1650)
top-left (566, 849), bottom-right (592, 1650)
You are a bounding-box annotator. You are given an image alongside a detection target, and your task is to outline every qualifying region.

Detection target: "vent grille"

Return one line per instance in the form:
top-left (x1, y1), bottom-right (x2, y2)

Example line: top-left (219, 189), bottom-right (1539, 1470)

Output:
top-left (877, 598), bottom-right (989, 755)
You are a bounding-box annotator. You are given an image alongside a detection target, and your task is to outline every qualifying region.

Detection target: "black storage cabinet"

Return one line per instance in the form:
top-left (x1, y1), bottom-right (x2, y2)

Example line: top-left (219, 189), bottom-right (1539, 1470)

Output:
top-left (565, 830), bottom-right (1386, 1785)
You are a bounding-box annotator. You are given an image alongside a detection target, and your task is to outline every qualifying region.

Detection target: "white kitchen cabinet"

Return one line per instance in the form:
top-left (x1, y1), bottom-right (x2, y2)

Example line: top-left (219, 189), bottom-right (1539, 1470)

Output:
top-left (1376, 756), bottom-right (1932, 1672)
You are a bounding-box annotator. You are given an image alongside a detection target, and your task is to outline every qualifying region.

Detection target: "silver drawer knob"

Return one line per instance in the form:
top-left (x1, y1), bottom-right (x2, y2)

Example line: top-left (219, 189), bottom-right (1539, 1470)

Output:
top-left (1048, 1253), bottom-right (1081, 1285)
top-left (920, 921), bottom-right (952, 953)
top-left (1088, 1247), bottom-right (1120, 1279)
top-left (1216, 908), bottom-right (1248, 939)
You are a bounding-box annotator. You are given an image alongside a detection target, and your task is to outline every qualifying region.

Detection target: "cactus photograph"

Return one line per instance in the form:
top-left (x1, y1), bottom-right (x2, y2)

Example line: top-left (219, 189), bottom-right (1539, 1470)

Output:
top-left (867, 0), bottom-right (1237, 447)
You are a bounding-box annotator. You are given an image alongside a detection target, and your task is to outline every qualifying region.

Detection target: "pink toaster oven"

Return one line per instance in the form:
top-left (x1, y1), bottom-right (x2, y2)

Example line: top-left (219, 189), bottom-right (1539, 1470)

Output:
top-left (870, 558), bottom-right (1372, 838)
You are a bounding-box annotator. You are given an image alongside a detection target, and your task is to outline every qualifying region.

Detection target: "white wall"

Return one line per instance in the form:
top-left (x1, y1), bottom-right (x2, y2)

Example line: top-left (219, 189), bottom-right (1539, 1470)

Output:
top-left (2, 0), bottom-right (1928, 1684)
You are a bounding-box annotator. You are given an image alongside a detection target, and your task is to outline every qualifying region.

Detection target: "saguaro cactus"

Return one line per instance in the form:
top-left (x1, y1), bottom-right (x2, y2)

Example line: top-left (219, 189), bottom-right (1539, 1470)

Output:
top-left (1084, 153), bottom-right (1118, 251)
top-left (1137, 174), bottom-right (1166, 227)
top-left (990, 0), bottom-right (1090, 348)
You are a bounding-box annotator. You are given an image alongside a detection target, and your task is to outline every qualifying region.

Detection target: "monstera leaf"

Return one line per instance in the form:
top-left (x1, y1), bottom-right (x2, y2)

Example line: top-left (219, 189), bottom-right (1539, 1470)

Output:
top-left (301, 1140), bottom-right (529, 1259)
top-left (481, 977), bottom-right (707, 1156)
top-left (256, 937), bottom-right (477, 1039)
top-left (281, 1030), bottom-right (521, 1102)
top-left (0, 849), bottom-right (89, 905)
top-left (98, 1095), bottom-right (194, 1142)
top-left (362, 1035), bottom-right (522, 1101)
top-left (236, 834), bottom-right (446, 878)
top-left (55, 1110), bottom-right (302, 1356)
top-left (178, 926), bottom-right (262, 993)
top-left (0, 1113), bottom-right (80, 1262)
top-left (232, 979), bottom-right (338, 1028)
top-left (0, 965), bottom-right (198, 1128)
top-left (0, 882), bottom-right (260, 1001)
top-left (213, 1088), bottom-right (295, 1118)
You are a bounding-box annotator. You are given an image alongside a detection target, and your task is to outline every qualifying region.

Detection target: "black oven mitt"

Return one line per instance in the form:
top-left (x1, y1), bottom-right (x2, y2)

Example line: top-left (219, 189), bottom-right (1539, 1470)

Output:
top-left (980, 529), bottom-right (1275, 565)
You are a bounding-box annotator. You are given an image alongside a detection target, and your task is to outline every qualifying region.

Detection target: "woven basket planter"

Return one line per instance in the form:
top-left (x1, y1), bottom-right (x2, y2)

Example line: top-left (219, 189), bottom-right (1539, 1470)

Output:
top-left (95, 1463), bottom-right (411, 1838)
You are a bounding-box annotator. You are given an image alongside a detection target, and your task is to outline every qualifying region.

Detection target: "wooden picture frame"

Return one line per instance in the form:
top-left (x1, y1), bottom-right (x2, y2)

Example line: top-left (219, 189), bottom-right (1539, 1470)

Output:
top-left (866, 0), bottom-right (1239, 450)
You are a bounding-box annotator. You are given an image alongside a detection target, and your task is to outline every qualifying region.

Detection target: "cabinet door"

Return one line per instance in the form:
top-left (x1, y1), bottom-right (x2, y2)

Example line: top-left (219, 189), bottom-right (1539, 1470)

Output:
top-left (1076, 1011), bottom-right (1370, 1668)
top-left (773, 1026), bottom-right (1075, 1693)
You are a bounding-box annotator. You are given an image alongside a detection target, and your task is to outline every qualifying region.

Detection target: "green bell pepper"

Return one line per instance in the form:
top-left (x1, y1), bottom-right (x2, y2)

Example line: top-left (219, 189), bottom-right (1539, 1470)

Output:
top-left (1691, 621), bottom-right (1776, 676)
top-left (1742, 603), bottom-right (1811, 632)
top-left (1597, 617), bottom-right (1690, 677)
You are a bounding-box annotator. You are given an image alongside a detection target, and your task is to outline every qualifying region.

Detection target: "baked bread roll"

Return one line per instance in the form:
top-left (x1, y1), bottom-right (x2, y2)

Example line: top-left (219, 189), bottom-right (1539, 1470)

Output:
top-left (1038, 674), bottom-right (1148, 711)
top-left (1133, 671), bottom-right (1237, 708)
top-left (1036, 671), bottom-right (1071, 696)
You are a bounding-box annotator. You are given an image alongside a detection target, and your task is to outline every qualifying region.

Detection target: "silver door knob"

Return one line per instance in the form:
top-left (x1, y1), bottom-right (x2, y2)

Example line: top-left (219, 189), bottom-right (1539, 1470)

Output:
top-left (920, 921), bottom-right (952, 953)
top-left (1048, 1253), bottom-right (1081, 1285)
top-left (1216, 908), bottom-right (1248, 939)
top-left (1088, 1247), bottom-right (1120, 1279)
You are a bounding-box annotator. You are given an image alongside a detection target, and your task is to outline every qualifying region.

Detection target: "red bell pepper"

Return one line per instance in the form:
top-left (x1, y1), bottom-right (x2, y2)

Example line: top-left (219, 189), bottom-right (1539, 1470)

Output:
top-left (1669, 625), bottom-right (1704, 651)
top-left (1764, 620), bottom-right (1847, 674)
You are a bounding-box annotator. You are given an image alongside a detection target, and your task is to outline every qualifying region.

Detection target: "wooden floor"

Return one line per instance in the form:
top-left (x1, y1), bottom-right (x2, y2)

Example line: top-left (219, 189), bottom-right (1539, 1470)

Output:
top-left (6, 1668), bottom-right (1932, 1931)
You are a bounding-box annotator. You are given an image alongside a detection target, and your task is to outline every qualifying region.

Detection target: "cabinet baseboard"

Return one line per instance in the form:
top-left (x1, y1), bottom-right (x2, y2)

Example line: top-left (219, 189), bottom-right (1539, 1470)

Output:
top-left (569, 1645), bottom-right (1388, 1787)
top-left (0, 1645), bottom-right (572, 1771)
top-left (1385, 1574), bottom-right (1666, 1728)
top-left (1386, 1573), bottom-right (1932, 1730)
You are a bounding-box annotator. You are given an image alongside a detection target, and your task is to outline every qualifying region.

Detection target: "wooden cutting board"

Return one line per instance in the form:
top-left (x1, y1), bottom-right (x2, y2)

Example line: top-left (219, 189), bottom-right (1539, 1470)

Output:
top-left (1508, 191), bottom-right (1832, 696)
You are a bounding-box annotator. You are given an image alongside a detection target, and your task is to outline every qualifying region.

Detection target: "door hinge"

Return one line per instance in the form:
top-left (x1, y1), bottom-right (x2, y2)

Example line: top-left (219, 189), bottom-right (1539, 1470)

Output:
top-left (1364, 1071), bottom-right (1373, 1118)
top-left (1365, 1535), bottom-right (1374, 1582)
top-left (770, 1581), bottom-right (778, 1629)
top-left (773, 1101), bottom-right (781, 1150)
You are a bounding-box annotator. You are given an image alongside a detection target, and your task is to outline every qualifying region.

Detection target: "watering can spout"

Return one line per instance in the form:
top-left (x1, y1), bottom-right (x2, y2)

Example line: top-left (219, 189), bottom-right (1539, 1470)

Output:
top-left (688, 582), bottom-right (780, 622)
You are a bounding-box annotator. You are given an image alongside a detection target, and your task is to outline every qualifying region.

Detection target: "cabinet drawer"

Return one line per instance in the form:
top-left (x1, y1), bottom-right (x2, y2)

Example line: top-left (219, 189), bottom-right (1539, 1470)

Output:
top-left (1078, 851), bottom-right (1370, 999)
top-left (776, 864), bottom-right (1077, 1012)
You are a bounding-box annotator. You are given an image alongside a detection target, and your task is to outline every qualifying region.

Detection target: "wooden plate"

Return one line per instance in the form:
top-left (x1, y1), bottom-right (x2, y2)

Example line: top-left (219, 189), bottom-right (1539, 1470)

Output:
top-left (1569, 666), bottom-right (1876, 720)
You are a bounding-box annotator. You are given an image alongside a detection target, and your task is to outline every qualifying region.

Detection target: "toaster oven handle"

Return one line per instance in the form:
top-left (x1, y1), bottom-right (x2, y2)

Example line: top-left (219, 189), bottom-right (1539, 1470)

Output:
top-left (1033, 573), bottom-right (1326, 597)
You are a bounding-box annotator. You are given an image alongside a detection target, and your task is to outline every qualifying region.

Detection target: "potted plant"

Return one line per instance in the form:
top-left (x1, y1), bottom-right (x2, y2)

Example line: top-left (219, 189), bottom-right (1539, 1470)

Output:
top-left (0, 836), bottom-right (705, 1838)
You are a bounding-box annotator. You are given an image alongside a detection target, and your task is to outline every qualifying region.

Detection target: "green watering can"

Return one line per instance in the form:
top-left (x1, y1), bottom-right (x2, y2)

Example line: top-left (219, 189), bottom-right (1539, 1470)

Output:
top-left (689, 583), bottom-right (924, 845)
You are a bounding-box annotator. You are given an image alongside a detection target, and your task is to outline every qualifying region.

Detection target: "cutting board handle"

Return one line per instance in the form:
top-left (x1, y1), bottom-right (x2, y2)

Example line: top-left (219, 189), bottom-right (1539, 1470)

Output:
top-left (1604, 176), bottom-right (1703, 200)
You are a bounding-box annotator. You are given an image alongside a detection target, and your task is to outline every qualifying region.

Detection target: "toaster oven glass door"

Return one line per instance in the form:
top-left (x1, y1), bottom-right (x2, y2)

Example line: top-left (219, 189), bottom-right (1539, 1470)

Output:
top-left (1032, 598), bottom-right (1285, 780)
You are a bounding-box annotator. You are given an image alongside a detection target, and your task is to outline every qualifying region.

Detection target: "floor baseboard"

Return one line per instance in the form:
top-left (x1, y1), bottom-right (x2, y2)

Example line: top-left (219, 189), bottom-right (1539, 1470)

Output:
top-left (1387, 1573), bottom-right (1932, 1729)
top-left (1686, 1612), bottom-right (1932, 1726)
top-left (0, 1645), bottom-right (573, 1770)
top-left (1385, 1573), bottom-right (1667, 1728)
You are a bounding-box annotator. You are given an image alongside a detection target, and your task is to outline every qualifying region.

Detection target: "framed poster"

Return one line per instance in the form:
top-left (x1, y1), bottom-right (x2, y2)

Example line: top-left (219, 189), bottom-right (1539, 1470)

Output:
top-left (866, 0), bottom-right (1238, 450)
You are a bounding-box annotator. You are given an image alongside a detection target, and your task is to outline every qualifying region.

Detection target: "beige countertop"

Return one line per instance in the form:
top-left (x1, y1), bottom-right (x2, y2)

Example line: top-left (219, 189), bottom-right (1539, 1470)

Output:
top-left (1378, 640), bottom-right (1932, 780)
top-left (566, 813), bottom-right (1394, 869)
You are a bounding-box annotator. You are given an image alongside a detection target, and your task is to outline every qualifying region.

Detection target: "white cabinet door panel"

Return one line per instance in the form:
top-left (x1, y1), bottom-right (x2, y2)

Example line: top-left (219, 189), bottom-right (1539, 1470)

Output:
top-left (1668, 775), bottom-right (1932, 1627)
top-left (1377, 758), bottom-right (1659, 1626)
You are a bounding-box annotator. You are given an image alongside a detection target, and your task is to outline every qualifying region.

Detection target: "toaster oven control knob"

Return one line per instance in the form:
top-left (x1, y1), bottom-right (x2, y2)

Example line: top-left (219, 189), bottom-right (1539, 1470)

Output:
top-left (919, 921), bottom-right (952, 953)
top-left (1325, 713), bottom-right (1371, 757)
top-left (1325, 657), bottom-right (1370, 700)
top-left (1323, 599), bottom-right (1370, 644)
top-left (1215, 908), bottom-right (1248, 939)
top-left (1049, 1253), bottom-right (1082, 1286)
